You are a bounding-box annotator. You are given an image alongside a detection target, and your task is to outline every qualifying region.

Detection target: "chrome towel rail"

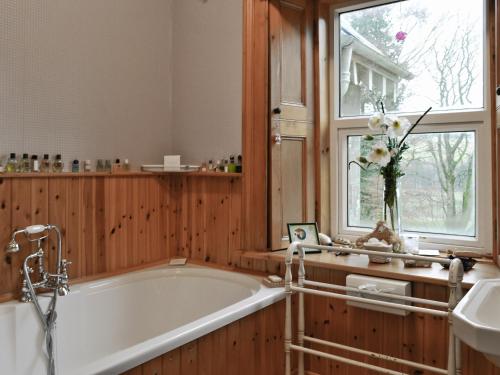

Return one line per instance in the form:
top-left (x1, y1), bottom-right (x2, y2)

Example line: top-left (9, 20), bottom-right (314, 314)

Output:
top-left (284, 242), bottom-right (464, 375)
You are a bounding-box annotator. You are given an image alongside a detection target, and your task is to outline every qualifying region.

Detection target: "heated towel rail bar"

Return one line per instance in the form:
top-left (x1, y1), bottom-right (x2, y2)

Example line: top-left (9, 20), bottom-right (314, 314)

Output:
top-left (284, 242), bottom-right (464, 375)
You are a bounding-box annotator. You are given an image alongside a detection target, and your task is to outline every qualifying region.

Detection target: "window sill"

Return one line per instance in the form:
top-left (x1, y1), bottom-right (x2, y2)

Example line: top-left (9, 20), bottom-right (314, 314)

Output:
top-left (235, 249), bottom-right (500, 289)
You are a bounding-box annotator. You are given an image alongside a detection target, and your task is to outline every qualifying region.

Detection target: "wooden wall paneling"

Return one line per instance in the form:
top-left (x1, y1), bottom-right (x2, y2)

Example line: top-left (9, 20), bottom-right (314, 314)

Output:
top-left (225, 320), bottom-right (241, 374)
top-left (242, 0), bottom-right (269, 251)
top-left (228, 177), bottom-right (242, 265)
top-left (188, 176), bottom-right (207, 262)
top-left (402, 282), bottom-right (425, 374)
top-left (94, 177), bottom-right (107, 274)
top-left (66, 178), bottom-right (82, 278)
top-left (148, 177), bottom-right (161, 263)
top-left (179, 176), bottom-right (190, 259)
top-left (158, 177), bottom-right (170, 261)
top-left (142, 356), bottom-right (162, 375)
top-left (0, 178), bottom-right (13, 300)
top-left (205, 178), bottom-right (231, 264)
top-left (422, 285), bottom-right (448, 370)
top-left (82, 177), bottom-right (95, 276)
top-left (11, 179), bottom-right (34, 290)
top-left (238, 307), bottom-right (257, 375)
top-left (162, 348), bottom-right (181, 374)
top-left (180, 341), bottom-right (198, 374)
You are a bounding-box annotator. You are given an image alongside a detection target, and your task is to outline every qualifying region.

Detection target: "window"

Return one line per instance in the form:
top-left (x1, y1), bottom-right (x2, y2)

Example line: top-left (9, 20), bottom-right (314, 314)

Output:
top-left (332, 0), bottom-right (492, 252)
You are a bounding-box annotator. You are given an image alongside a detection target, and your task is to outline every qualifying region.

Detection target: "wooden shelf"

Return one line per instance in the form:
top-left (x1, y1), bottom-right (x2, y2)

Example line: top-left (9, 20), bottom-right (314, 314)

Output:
top-left (236, 250), bottom-right (500, 288)
top-left (0, 171), bottom-right (243, 179)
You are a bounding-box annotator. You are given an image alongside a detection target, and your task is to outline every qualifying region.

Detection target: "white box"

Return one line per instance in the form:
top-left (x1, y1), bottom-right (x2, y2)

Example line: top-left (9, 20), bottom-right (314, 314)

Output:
top-left (346, 274), bottom-right (411, 316)
top-left (163, 155), bottom-right (181, 171)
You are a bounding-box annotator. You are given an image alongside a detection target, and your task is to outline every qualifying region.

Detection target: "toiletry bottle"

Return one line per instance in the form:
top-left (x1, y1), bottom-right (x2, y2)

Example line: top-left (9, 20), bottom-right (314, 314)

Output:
top-left (96, 159), bottom-right (104, 172)
top-left (32, 155), bottom-right (40, 172)
top-left (236, 155), bottom-right (242, 173)
top-left (200, 162), bottom-right (207, 172)
top-left (40, 154), bottom-right (50, 172)
top-left (228, 155), bottom-right (236, 173)
top-left (71, 159), bottom-right (80, 173)
top-left (84, 160), bottom-right (92, 172)
top-left (208, 159), bottom-right (213, 171)
top-left (6, 153), bottom-right (17, 173)
top-left (111, 159), bottom-right (122, 173)
top-left (21, 153), bottom-right (30, 172)
top-left (104, 160), bottom-right (112, 172)
top-left (123, 159), bottom-right (130, 171)
top-left (53, 154), bottom-right (64, 172)
top-left (215, 160), bottom-right (221, 172)
top-left (223, 159), bottom-right (229, 173)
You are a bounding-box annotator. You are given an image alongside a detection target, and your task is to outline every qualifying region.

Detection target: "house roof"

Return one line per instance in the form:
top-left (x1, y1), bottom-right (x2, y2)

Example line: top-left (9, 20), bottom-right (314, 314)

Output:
top-left (341, 23), bottom-right (414, 80)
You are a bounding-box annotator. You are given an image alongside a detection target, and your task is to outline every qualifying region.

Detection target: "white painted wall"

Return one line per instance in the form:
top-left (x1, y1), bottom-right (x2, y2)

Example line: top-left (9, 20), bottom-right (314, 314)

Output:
top-left (0, 0), bottom-right (243, 168)
top-left (172, 0), bottom-right (243, 164)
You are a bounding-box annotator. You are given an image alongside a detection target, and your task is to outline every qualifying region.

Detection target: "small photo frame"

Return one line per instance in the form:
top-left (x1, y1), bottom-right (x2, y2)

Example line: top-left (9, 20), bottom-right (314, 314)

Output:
top-left (287, 222), bottom-right (321, 254)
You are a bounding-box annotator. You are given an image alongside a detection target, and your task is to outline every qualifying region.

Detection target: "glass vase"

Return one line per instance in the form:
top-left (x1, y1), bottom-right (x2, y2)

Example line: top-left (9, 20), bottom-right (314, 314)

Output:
top-left (383, 177), bottom-right (401, 235)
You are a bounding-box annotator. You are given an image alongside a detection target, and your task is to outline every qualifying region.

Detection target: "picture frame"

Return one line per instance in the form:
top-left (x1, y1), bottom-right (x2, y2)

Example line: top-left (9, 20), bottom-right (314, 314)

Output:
top-left (287, 222), bottom-right (322, 254)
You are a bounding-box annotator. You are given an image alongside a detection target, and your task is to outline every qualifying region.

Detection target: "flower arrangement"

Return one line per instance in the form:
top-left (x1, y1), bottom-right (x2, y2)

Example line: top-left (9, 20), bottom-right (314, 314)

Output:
top-left (349, 103), bottom-right (432, 234)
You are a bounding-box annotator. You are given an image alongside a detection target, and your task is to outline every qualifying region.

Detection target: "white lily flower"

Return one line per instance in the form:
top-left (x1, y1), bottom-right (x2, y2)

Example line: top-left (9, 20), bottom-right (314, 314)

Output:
top-left (385, 115), bottom-right (411, 138)
top-left (367, 142), bottom-right (391, 167)
top-left (368, 112), bottom-right (384, 131)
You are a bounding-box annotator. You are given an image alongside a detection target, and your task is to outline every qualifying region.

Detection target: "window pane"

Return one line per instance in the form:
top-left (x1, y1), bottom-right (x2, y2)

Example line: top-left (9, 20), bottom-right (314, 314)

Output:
top-left (347, 131), bottom-right (476, 237)
top-left (339, 0), bottom-right (484, 117)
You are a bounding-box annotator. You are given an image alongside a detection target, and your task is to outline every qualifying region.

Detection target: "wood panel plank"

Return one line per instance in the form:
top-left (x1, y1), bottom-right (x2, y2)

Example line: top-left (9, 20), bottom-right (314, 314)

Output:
top-left (162, 348), bottom-right (181, 374)
top-left (0, 178), bottom-right (13, 298)
top-left (180, 341), bottom-right (198, 374)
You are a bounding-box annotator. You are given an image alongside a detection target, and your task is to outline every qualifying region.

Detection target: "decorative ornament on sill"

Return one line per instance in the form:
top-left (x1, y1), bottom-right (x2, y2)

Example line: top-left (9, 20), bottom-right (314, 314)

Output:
top-left (348, 102), bottom-right (432, 252)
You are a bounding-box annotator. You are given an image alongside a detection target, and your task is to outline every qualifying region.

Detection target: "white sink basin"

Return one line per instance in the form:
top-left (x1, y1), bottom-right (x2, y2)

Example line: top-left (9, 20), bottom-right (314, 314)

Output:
top-left (452, 278), bottom-right (500, 367)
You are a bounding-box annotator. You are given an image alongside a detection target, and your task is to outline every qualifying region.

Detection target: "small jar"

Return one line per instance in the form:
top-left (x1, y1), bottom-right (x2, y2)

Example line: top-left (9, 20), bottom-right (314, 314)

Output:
top-left (71, 159), bottom-right (80, 173)
top-left (40, 154), bottom-right (50, 173)
top-left (52, 154), bottom-right (64, 173)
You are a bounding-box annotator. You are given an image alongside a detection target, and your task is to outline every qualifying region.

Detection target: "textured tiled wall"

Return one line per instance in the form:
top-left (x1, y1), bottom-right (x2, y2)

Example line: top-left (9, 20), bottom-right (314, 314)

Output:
top-left (0, 0), bottom-right (174, 169)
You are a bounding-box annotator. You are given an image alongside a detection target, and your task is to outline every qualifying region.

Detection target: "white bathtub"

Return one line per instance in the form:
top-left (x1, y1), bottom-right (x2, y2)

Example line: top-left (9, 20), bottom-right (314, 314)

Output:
top-left (0, 264), bottom-right (285, 375)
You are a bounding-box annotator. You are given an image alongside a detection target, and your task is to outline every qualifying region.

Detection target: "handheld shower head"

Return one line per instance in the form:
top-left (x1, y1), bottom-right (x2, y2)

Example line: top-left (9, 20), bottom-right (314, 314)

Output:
top-left (6, 239), bottom-right (20, 253)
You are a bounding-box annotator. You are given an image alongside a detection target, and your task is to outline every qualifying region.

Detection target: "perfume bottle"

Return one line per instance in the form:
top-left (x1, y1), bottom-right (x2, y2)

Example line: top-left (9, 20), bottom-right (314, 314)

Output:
top-left (223, 159), bottom-right (229, 173)
top-left (31, 155), bottom-right (40, 172)
top-left (40, 154), bottom-right (51, 172)
top-left (208, 159), bottom-right (214, 171)
top-left (236, 155), bottom-right (242, 173)
top-left (53, 154), bottom-right (64, 172)
top-left (6, 153), bottom-right (17, 173)
top-left (21, 153), bottom-right (30, 172)
top-left (71, 159), bottom-right (80, 173)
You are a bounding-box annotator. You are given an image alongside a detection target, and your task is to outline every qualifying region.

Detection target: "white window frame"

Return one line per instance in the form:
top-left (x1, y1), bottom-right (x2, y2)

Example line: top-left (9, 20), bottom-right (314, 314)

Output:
top-left (329, 0), bottom-right (493, 254)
